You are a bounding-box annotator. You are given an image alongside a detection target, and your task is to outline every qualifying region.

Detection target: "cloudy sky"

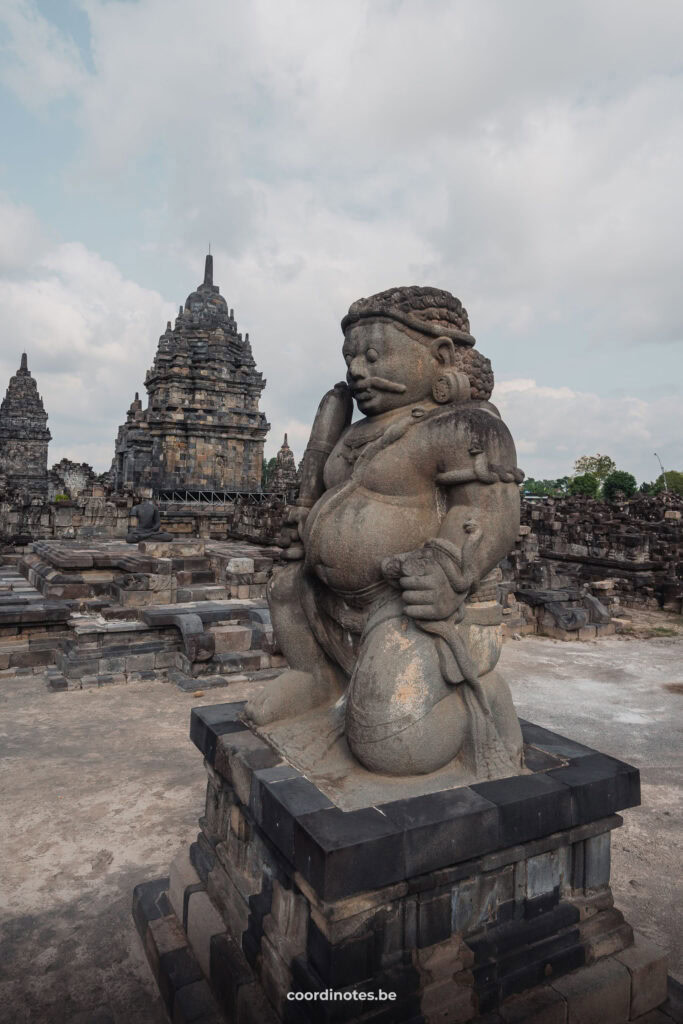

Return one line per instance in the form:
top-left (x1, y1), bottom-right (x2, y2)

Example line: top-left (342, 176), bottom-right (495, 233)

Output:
top-left (0, 0), bottom-right (681, 483)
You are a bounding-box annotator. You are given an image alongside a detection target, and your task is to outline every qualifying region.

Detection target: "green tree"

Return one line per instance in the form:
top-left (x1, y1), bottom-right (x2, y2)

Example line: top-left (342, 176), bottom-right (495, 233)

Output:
top-left (523, 477), bottom-right (570, 497)
top-left (573, 454), bottom-right (616, 482)
top-left (568, 472), bottom-right (600, 498)
top-left (602, 471), bottom-right (637, 503)
top-left (261, 457), bottom-right (277, 490)
top-left (654, 470), bottom-right (683, 496)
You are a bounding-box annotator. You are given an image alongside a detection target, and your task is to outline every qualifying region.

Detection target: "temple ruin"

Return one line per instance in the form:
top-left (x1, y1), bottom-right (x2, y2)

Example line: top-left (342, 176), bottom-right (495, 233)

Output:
top-left (111, 255), bottom-right (269, 494)
top-left (0, 353), bottom-right (51, 500)
top-left (269, 433), bottom-right (298, 493)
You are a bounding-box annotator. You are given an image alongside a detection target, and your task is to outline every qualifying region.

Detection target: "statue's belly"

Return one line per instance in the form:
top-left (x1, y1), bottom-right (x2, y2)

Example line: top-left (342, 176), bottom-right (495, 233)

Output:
top-left (304, 484), bottom-right (441, 593)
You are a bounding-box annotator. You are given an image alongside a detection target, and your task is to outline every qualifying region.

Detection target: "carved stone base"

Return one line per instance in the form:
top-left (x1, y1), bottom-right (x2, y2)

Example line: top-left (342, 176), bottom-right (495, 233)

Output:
top-left (134, 703), bottom-right (669, 1023)
top-left (137, 539), bottom-right (206, 556)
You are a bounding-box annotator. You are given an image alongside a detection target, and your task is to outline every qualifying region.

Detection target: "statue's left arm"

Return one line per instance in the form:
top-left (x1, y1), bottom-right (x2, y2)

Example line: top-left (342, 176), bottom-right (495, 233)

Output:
top-left (389, 407), bottom-right (523, 621)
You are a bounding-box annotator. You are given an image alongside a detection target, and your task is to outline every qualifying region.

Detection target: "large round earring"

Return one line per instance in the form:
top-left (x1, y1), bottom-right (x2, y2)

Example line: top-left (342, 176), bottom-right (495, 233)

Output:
top-left (432, 369), bottom-right (471, 404)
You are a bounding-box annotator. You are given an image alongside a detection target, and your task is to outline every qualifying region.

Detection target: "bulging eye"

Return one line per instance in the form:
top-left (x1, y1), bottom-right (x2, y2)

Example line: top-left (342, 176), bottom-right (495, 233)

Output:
top-left (366, 348), bottom-right (378, 363)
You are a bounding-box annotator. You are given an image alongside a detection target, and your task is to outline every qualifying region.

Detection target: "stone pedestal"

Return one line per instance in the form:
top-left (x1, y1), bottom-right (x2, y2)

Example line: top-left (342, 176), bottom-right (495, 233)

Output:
top-left (134, 705), bottom-right (668, 1024)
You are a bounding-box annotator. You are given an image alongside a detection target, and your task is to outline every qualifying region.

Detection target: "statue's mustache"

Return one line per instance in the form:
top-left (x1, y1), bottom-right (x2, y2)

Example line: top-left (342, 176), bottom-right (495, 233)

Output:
top-left (352, 376), bottom-right (407, 395)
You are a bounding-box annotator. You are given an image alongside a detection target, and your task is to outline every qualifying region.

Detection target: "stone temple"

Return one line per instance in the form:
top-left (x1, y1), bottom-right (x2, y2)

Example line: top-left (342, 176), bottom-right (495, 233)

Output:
top-left (269, 433), bottom-right (298, 493)
top-left (0, 353), bottom-right (51, 499)
top-left (111, 255), bottom-right (269, 493)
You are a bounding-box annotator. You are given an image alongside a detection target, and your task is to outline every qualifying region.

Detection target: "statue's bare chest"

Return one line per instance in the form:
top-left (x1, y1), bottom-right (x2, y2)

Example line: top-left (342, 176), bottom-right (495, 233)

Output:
top-left (323, 419), bottom-right (436, 496)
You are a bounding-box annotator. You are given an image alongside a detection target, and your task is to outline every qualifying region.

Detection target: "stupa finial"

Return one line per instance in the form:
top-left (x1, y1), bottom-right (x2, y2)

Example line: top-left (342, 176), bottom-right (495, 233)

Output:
top-left (204, 253), bottom-right (213, 287)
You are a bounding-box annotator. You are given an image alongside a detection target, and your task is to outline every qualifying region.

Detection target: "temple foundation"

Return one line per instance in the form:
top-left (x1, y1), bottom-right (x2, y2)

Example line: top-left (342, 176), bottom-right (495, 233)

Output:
top-left (133, 703), bottom-right (668, 1023)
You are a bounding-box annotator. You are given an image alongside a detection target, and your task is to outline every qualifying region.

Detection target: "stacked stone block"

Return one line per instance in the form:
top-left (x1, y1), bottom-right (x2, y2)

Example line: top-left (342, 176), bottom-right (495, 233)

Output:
top-left (0, 563), bottom-right (70, 675)
top-left (518, 494), bottom-right (683, 614)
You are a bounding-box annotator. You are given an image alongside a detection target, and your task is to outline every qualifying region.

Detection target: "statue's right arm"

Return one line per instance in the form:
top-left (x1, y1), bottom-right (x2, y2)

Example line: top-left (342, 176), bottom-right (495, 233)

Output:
top-left (280, 382), bottom-right (353, 561)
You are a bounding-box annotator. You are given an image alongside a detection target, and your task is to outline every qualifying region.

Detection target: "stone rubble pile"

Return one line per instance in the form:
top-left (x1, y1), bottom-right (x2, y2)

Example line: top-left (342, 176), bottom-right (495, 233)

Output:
top-left (499, 493), bottom-right (683, 638)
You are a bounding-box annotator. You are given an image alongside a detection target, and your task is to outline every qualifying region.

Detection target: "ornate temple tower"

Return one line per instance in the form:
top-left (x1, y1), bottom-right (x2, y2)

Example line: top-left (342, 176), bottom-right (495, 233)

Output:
top-left (112, 256), bottom-right (269, 492)
top-left (0, 353), bottom-right (51, 498)
top-left (270, 433), bottom-right (298, 493)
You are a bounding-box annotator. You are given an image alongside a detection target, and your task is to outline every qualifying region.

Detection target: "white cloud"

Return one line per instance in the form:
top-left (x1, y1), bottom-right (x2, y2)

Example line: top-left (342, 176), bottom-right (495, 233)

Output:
top-left (495, 379), bottom-right (683, 483)
top-left (0, 194), bottom-right (46, 272)
top-left (0, 0), bottom-right (87, 109)
top-left (0, 224), bottom-right (174, 469)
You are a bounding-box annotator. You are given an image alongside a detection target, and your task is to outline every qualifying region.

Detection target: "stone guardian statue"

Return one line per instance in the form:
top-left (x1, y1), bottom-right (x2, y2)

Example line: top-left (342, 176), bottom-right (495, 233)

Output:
top-left (246, 287), bottom-right (525, 779)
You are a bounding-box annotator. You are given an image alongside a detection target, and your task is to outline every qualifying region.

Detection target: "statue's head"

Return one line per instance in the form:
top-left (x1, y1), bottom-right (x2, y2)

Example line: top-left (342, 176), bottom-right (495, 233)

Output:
top-left (341, 286), bottom-right (493, 416)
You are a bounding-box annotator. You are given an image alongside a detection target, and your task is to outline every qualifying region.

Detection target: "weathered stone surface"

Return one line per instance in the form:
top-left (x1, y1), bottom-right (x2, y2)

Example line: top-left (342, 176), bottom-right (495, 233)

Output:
top-left (186, 889), bottom-right (227, 978)
top-left (498, 985), bottom-right (567, 1023)
top-left (615, 932), bottom-right (668, 1018)
top-left (551, 957), bottom-right (630, 1023)
top-left (139, 539), bottom-right (206, 557)
top-left (502, 493), bottom-right (683, 624)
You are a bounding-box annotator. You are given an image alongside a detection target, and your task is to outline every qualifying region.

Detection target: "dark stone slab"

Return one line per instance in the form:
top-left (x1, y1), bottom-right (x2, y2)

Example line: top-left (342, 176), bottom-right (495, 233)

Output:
top-left (546, 752), bottom-right (640, 824)
top-left (190, 839), bottom-right (215, 886)
top-left (158, 946), bottom-right (204, 1016)
top-left (172, 978), bottom-right (223, 1024)
top-left (259, 777), bottom-right (334, 864)
top-left (380, 787), bottom-right (499, 877)
top-left (294, 807), bottom-right (405, 901)
top-left (416, 889), bottom-right (452, 948)
top-left (306, 918), bottom-right (375, 987)
top-left (470, 774), bottom-right (572, 846)
top-left (131, 876), bottom-right (171, 940)
top-left (519, 720), bottom-right (597, 760)
top-left (249, 764), bottom-right (301, 819)
top-left (209, 933), bottom-right (256, 1018)
top-left (190, 702), bottom-right (248, 765)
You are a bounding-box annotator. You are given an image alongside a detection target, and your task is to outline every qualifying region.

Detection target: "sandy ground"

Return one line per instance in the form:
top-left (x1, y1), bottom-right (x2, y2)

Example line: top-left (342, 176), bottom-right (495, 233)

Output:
top-left (0, 624), bottom-right (681, 1023)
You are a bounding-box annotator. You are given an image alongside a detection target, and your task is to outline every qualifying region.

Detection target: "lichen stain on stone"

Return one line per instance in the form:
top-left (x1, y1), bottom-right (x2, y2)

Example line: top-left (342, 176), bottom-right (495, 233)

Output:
top-left (391, 659), bottom-right (423, 712)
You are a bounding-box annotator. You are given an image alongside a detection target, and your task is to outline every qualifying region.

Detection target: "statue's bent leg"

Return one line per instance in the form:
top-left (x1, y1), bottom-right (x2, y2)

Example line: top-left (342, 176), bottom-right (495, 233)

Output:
top-left (245, 563), bottom-right (346, 726)
top-left (346, 609), bottom-right (468, 775)
top-left (345, 608), bottom-right (523, 777)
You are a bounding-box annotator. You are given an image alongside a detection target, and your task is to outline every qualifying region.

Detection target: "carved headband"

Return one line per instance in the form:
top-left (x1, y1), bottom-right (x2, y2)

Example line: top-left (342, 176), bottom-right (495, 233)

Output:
top-left (340, 306), bottom-right (476, 347)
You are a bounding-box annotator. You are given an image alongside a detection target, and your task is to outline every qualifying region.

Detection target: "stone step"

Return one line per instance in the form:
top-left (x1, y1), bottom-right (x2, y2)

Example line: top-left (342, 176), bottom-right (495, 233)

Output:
top-left (190, 650), bottom-right (264, 677)
top-left (175, 570), bottom-right (216, 586)
top-left (176, 585), bottom-right (229, 602)
top-left (170, 557), bottom-right (212, 572)
top-left (209, 623), bottom-right (253, 653)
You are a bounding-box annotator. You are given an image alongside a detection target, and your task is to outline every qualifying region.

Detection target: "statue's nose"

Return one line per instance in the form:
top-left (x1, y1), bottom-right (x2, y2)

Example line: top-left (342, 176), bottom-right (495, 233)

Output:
top-left (347, 355), bottom-right (366, 379)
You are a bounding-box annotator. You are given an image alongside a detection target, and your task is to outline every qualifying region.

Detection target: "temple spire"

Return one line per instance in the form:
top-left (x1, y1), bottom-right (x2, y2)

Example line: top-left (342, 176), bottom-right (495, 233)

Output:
top-left (20, 353), bottom-right (28, 372)
top-left (204, 253), bottom-right (213, 287)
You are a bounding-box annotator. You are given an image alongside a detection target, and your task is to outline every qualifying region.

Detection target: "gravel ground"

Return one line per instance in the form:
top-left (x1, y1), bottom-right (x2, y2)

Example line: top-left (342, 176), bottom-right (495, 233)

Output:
top-left (0, 623), bottom-right (680, 1023)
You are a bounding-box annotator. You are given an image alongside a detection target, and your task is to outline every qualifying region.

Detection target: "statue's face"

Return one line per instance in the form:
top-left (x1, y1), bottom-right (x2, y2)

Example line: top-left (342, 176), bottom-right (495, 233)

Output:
top-left (342, 319), bottom-right (437, 416)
